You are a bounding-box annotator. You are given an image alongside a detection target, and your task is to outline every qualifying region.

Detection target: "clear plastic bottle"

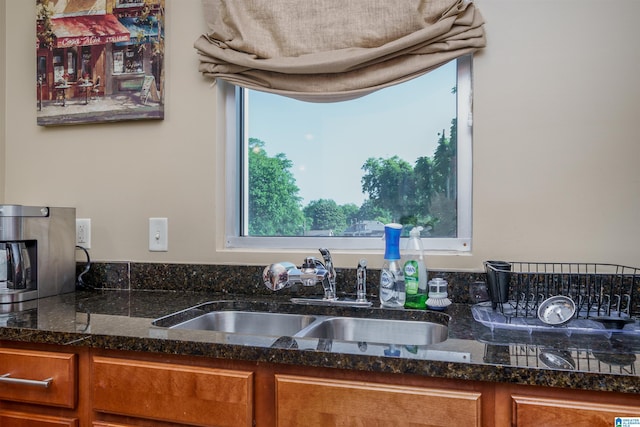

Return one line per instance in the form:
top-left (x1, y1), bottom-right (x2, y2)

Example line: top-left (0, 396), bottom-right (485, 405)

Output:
top-left (403, 226), bottom-right (427, 309)
top-left (380, 223), bottom-right (406, 308)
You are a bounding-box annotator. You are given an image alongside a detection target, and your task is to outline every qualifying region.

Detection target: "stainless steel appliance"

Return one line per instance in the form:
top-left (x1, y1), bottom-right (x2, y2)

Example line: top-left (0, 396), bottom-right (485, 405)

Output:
top-left (0, 205), bottom-right (76, 304)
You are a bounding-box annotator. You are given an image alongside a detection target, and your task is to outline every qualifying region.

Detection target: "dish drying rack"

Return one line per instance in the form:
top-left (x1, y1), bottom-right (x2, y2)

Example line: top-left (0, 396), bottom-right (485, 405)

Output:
top-left (473, 262), bottom-right (640, 335)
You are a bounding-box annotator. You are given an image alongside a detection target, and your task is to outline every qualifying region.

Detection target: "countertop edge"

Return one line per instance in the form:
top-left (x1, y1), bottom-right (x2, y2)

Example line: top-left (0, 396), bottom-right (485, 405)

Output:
top-left (1, 326), bottom-right (638, 395)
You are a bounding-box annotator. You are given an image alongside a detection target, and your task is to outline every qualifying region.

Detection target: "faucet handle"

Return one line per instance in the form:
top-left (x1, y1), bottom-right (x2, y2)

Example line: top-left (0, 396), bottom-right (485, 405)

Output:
top-left (318, 248), bottom-right (336, 279)
top-left (318, 248), bottom-right (332, 265)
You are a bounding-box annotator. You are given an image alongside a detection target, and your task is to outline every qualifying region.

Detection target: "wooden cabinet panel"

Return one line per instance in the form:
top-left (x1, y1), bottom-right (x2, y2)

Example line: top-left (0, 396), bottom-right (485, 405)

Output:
top-left (275, 374), bottom-right (482, 427)
top-left (91, 356), bottom-right (254, 427)
top-left (0, 410), bottom-right (78, 427)
top-left (0, 348), bottom-right (77, 408)
top-left (511, 395), bottom-right (640, 427)
top-left (93, 423), bottom-right (138, 427)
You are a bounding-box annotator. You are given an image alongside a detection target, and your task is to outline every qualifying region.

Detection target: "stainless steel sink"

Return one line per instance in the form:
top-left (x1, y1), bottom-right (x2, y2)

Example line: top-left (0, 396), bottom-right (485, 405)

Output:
top-left (296, 317), bottom-right (448, 346)
top-left (167, 311), bottom-right (317, 337)
top-left (153, 302), bottom-right (449, 346)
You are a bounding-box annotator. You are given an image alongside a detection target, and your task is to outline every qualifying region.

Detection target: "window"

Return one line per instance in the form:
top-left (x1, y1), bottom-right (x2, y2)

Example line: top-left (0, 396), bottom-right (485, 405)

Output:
top-left (113, 46), bottom-right (143, 74)
top-left (52, 49), bottom-right (77, 82)
top-left (224, 56), bottom-right (473, 252)
top-left (53, 53), bottom-right (64, 82)
top-left (66, 50), bottom-right (76, 79)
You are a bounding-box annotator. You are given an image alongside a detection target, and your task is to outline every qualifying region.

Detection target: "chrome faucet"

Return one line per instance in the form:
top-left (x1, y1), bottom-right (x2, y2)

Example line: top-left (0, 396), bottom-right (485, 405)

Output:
top-left (263, 249), bottom-right (372, 306)
top-left (263, 248), bottom-right (337, 301)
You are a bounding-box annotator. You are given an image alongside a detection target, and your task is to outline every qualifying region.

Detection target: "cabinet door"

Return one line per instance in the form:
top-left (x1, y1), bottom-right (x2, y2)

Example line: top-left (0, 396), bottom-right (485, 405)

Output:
top-left (0, 348), bottom-right (77, 408)
top-left (275, 374), bottom-right (482, 427)
top-left (0, 410), bottom-right (78, 427)
top-left (93, 423), bottom-right (137, 427)
top-left (511, 395), bottom-right (640, 427)
top-left (91, 356), bottom-right (253, 427)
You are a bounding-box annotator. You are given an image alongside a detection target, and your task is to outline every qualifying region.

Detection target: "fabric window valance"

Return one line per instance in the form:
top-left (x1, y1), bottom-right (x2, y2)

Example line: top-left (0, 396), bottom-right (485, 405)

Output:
top-left (194, 0), bottom-right (486, 102)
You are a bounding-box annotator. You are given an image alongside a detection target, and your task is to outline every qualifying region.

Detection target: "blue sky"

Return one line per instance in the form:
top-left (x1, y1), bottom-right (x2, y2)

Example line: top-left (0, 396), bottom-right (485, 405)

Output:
top-left (248, 60), bottom-right (457, 206)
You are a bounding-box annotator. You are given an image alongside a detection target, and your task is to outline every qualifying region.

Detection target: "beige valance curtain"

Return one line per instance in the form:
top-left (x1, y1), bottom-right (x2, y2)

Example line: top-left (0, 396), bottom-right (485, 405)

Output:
top-left (194, 0), bottom-right (486, 102)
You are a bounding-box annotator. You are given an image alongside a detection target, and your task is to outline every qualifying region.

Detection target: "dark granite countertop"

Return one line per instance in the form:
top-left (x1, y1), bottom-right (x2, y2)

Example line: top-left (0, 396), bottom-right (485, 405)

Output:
top-left (1, 290), bottom-right (638, 394)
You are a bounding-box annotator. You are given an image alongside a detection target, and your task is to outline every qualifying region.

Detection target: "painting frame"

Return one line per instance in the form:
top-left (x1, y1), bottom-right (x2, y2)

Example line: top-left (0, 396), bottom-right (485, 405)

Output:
top-left (36, 0), bottom-right (165, 126)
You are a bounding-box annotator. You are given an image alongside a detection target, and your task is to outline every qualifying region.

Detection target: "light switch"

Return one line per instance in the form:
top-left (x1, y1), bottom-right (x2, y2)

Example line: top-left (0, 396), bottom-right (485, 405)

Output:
top-left (149, 217), bottom-right (168, 252)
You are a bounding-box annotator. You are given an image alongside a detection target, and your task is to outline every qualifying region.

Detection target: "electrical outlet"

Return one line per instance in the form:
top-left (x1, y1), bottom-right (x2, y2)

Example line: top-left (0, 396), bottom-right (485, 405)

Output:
top-left (149, 217), bottom-right (168, 251)
top-left (76, 218), bottom-right (91, 249)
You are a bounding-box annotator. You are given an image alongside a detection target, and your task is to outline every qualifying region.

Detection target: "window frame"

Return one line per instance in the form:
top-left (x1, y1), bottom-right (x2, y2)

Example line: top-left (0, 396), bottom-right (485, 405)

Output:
top-left (223, 55), bottom-right (473, 252)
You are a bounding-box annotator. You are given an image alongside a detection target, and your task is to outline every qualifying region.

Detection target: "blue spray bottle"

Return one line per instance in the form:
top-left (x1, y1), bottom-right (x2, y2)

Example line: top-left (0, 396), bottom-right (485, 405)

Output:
top-left (379, 223), bottom-right (406, 308)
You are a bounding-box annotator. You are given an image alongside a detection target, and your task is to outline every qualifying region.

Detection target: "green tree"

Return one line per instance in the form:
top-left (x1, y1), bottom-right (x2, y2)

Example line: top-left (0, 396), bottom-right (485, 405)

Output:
top-left (357, 200), bottom-right (392, 224)
top-left (413, 156), bottom-right (434, 213)
top-left (248, 138), bottom-right (304, 235)
top-left (432, 119), bottom-right (457, 199)
top-left (303, 199), bottom-right (347, 233)
top-left (361, 156), bottom-right (415, 222)
top-left (428, 192), bottom-right (457, 237)
top-left (429, 119), bottom-right (458, 236)
top-left (358, 127), bottom-right (457, 235)
top-left (340, 203), bottom-right (360, 226)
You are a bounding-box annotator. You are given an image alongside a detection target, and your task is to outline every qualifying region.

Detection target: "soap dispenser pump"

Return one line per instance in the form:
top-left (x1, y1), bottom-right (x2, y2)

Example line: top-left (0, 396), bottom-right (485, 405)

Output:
top-left (425, 278), bottom-right (452, 311)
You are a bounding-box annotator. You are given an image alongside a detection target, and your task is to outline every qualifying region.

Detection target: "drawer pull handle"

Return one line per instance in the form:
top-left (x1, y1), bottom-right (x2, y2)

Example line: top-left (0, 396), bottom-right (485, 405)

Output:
top-left (0, 373), bottom-right (53, 388)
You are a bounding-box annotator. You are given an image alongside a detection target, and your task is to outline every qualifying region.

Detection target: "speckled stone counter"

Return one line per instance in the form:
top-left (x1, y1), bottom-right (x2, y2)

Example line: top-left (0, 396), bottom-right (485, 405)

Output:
top-left (1, 289), bottom-right (638, 394)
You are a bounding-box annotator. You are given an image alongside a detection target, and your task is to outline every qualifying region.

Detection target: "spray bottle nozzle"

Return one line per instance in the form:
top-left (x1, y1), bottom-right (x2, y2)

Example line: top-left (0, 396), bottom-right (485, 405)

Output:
top-left (409, 226), bottom-right (424, 237)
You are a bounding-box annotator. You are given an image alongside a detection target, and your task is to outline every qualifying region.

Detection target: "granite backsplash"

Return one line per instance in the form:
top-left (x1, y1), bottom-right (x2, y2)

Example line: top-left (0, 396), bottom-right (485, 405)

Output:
top-left (76, 262), bottom-right (489, 305)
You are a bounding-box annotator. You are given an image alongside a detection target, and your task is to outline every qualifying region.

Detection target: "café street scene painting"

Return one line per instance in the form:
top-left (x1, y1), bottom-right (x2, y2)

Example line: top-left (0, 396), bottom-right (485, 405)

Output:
top-left (36, 0), bottom-right (165, 126)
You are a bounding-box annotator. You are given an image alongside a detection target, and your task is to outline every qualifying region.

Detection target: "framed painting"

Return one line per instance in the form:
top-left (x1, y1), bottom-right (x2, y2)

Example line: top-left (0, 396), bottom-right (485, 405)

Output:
top-left (36, 0), bottom-right (165, 126)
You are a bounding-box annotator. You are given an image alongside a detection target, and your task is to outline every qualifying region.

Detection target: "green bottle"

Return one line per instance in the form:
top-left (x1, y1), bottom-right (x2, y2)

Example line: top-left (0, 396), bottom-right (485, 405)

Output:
top-left (404, 226), bottom-right (427, 309)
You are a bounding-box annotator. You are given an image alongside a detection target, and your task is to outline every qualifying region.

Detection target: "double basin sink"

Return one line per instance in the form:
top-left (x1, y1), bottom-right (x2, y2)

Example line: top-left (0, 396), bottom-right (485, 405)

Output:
top-left (152, 301), bottom-right (449, 347)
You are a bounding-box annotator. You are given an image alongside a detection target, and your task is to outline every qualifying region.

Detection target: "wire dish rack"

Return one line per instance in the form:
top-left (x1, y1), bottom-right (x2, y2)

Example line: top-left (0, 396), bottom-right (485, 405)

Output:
top-left (506, 345), bottom-right (638, 374)
top-left (472, 262), bottom-right (640, 335)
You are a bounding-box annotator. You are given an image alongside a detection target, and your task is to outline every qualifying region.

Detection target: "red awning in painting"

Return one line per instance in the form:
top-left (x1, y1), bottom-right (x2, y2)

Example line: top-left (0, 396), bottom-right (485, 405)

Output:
top-left (51, 14), bottom-right (130, 48)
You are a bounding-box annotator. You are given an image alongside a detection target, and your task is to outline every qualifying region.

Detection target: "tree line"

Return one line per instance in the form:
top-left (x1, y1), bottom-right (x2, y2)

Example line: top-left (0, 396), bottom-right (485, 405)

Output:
top-left (248, 118), bottom-right (457, 238)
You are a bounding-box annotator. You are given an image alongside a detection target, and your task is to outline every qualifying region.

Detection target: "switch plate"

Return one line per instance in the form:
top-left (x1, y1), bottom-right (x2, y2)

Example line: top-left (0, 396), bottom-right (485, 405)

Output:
top-left (149, 217), bottom-right (168, 252)
top-left (76, 218), bottom-right (91, 249)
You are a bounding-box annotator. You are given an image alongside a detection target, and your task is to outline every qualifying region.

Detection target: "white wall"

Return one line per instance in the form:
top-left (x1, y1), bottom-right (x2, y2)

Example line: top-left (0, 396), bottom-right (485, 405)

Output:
top-left (472, 0), bottom-right (640, 268)
top-left (3, 0), bottom-right (640, 271)
top-left (0, 0), bottom-right (6, 203)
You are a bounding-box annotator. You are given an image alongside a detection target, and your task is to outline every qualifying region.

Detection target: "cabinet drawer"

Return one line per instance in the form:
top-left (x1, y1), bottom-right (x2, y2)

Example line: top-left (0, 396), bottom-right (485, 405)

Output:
top-left (0, 348), bottom-right (77, 408)
top-left (0, 409), bottom-right (78, 426)
top-left (91, 356), bottom-right (253, 427)
top-left (93, 423), bottom-right (138, 427)
top-left (275, 374), bottom-right (482, 427)
top-left (511, 395), bottom-right (640, 427)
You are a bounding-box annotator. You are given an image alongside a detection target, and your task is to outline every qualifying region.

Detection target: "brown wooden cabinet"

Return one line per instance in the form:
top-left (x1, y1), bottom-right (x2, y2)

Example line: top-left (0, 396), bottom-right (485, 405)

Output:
top-left (0, 347), bottom-right (80, 426)
top-left (91, 356), bottom-right (254, 427)
top-left (495, 384), bottom-right (640, 427)
top-left (0, 410), bottom-right (78, 426)
top-left (275, 374), bottom-right (483, 427)
top-left (1, 341), bottom-right (639, 427)
top-left (88, 350), bottom-right (491, 427)
top-left (511, 395), bottom-right (639, 427)
top-left (87, 352), bottom-right (640, 427)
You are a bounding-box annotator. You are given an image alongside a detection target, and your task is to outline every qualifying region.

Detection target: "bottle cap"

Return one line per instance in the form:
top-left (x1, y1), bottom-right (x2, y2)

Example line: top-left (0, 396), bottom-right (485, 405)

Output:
top-left (383, 223), bottom-right (402, 260)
